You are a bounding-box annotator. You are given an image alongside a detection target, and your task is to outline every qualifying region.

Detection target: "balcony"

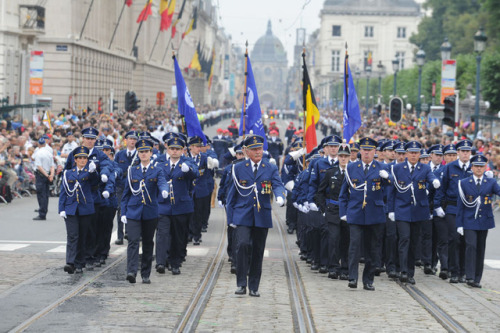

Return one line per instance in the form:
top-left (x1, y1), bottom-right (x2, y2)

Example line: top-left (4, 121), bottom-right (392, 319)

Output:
top-left (19, 5), bottom-right (45, 35)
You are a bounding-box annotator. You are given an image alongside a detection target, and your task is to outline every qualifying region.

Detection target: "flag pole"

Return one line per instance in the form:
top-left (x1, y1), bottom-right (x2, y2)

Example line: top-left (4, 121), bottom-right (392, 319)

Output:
top-left (108, 0), bottom-right (127, 49)
top-left (242, 41), bottom-right (249, 138)
top-left (148, 28), bottom-right (162, 61)
top-left (343, 42), bottom-right (348, 143)
top-left (79, 0), bottom-right (95, 40)
top-left (172, 51), bottom-right (186, 135)
top-left (301, 48), bottom-right (306, 170)
top-left (161, 36), bottom-right (174, 65)
top-left (130, 0), bottom-right (151, 56)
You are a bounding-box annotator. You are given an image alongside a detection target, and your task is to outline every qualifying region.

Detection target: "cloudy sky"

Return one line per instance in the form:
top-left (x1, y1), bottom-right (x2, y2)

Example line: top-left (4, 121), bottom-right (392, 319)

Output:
top-left (217, 0), bottom-right (324, 65)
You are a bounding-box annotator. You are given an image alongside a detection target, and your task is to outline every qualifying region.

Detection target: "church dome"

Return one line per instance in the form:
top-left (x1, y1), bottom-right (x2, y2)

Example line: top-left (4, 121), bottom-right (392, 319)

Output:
top-left (251, 20), bottom-right (287, 63)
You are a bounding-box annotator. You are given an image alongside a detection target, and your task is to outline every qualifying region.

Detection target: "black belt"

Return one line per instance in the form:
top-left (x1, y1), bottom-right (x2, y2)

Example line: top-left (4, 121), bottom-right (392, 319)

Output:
top-left (91, 186), bottom-right (99, 191)
top-left (446, 200), bottom-right (456, 206)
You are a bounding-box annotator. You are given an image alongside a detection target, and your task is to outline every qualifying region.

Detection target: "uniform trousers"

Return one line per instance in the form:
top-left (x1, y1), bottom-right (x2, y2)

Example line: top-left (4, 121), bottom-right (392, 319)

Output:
top-left (95, 205), bottom-right (116, 260)
top-left (190, 195), bottom-right (209, 241)
top-left (445, 214), bottom-right (465, 277)
top-left (348, 223), bottom-right (383, 285)
top-left (203, 193), bottom-right (212, 229)
top-left (234, 226), bottom-right (268, 291)
top-left (155, 214), bottom-right (172, 266)
top-left (85, 202), bottom-right (101, 265)
top-left (385, 217), bottom-right (399, 273)
top-left (433, 215), bottom-right (452, 271)
top-left (308, 210), bottom-right (323, 264)
top-left (115, 186), bottom-right (126, 240)
top-left (169, 213), bottom-right (191, 269)
top-left (464, 229), bottom-right (488, 283)
top-left (65, 213), bottom-right (91, 268)
top-left (325, 208), bottom-right (349, 274)
top-left (285, 192), bottom-right (297, 231)
top-left (397, 221), bottom-right (422, 278)
top-left (296, 211), bottom-right (307, 254)
top-left (420, 218), bottom-right (433, 267)
top-left (127, 218), bottom-right (158, 278)
top-left (35, 173), bottom-right (50, 218)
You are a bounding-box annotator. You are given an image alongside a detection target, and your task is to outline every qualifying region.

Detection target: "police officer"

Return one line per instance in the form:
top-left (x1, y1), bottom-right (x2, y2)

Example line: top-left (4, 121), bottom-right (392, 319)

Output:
top-left (434, 140), bottom-right (472, 283)
top-left (59, 147), bottom-right (98, 274)
top-left (33, 138), bottom-right (55, 220)
top-left (267, 130), bottom-right (284, 166)
top-left (282, 140), bottom-right (306, 234)
top-left (114, 130), bottom-right (139, 245)
top-left (339, 137), bottom-right (389, 291)
top-left (226, 135), bottom-right (286, 297)
top-left (315, 143), bottom-right (350, 280)
top-left (387, 141), bottom-right (440, 284)
top-left (456, 155), bottom-right (500, 288)
top-left (349, 142), bottom-right (360, 163)
top-left (155, 137), bottom-right (199, 275)
top-left (121, 139), bottom-right (170, 284)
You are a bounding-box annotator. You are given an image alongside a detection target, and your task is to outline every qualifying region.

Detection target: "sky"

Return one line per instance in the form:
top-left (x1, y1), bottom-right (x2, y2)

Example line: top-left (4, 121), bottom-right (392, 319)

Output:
top-left (216, 0), bottom-right (324, 66)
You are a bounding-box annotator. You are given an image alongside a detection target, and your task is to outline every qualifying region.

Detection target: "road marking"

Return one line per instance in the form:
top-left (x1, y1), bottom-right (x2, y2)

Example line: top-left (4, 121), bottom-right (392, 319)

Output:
top-left (187, 247), bottom-right (209, 256)
top-left (485, 259), bottom-right (500, 269)
top-left (46, 246), bottom-right (66, 253)
top-left (0, 244), bottom-right (30, 251)
top-left (264, 250), bottom-right (269, 257)
top-left (0, 240), bottom-right (66, 244)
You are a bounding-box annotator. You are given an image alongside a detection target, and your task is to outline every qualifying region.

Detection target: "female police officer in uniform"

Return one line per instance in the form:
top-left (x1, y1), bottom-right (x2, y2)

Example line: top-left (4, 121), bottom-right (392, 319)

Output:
top-left (121, 139), bottom-right (170, 284)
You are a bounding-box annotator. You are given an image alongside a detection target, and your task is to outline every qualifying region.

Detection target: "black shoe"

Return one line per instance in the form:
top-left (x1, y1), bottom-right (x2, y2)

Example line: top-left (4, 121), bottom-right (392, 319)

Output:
top-left (115, 239), bottom-right (124, 245)
top-left (94, 261), bottom-right (101, 268)
top-left (85, 263), bottom-right (94, 271)
top-left (201, 228), bottom-right (208, 233)
top-left (415, 260), bottom-right (423, 267)
top-left (400, 273), bottom-right (408, 283)
top-left (374, 267), bottom-right (381, 276)
top-left (458, 276), bottom-right (467, 283)
top-left (228, 256), bottom-right (233, 262)
top-left (449, 276), bottom-right (459, 284)
top-left (380, 266), bottom-right (386, 273)
top-left (230, 265), bottom-right (236, 274)
top-left (172, 267), bottom-right (181, 275)
top-left (142, 277), bottom-right (151, 284)
top-left (388, 271), bottom-right (398, 279)
top-left (235, 286), bottom-right (246, 295)
top-left (319, 266), bottom-right (328, 274)
top-left (75, 268), bottom-right (83, 274)
top-left (359, 257), bottom-right (365, 264)
top-left (328, 272), bottom-right (339, 279)
top-left (126, 273), bottom-right (136, 283)
top-left (34, 209), bottom-right (39, 212)
top-left (287, 228), bottom-right (294, 234)
top-left (363, 284), bottom-right (375, 291)
top-left (408, 277), bottom-right (416, 285)
top-left (64, 264), bottom-right (75, 274)
top-left (439, 270), bottom-right (449, 280)
top-left (472, 282), bottom-right (482, 288)
top-left (249, 290), bottom-right (260, 297)
top-left (100, 259), bottom-right (106, 265)
top-left (466, 279), bottom-right (474, 287)
top-left (193, 240), bottom-right (200, 245)
top-left (424, 265), bottom-right (434, 275)
top-left (33, 216), bottom-right (46, 221)
top-left (348, 280), bottom-right (357, 288)
top-left (339, 273), bottom-right (349, 280)
top-left (124, 233), bottom-right (128, 240)
top-left (187, 237), bottom-right (193, 243)
top-left (306, 258), bottom-right (312, 264)
top-left (300, 254), bottom-right (308, 261)
top-left (156, 265), bottom-right (165, 274)
top-left (311, 263), bottom-right (319, 270)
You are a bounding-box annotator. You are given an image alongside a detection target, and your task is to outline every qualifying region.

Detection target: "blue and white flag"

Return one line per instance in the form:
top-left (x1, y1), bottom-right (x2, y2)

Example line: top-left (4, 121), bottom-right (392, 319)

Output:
top-left (174, 56), bottom-right (206, 144)
top-left (239, 55), bottom-right (267, 150)
top-left (343, 53), bottom-right (362, 143)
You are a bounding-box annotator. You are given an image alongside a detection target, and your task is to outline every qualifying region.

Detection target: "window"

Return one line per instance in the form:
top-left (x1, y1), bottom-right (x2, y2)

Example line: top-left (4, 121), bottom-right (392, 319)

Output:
top-left (364, 26), bottom-right (374, 38)
top-left (331, 50), bottom-right (340, 72)
top-left (395, 52), bottom-right (405, 69)
top-left (332, 25), bottom-right (341, 37)
top-left (397, 27), bottom-right (406, 38)
top-left (364, 51), bottom-right (373, 70)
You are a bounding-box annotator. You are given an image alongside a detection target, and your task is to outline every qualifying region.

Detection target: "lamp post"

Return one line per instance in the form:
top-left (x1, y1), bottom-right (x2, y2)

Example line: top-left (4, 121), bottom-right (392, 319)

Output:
top-left (355, 69), bottom-right (361, 90)
top-left (474, 27), bottom-right (487, 138)
top-left (416, 47), bottom-right (426, 119)
top-left (392, 56), bottom-right (399, 96)
top-left (365, 65), bottom-right (371, 115)
top-left (440, 37), bottom-right (452, 61)
top-left (377, 61), bottom-right (384, 95)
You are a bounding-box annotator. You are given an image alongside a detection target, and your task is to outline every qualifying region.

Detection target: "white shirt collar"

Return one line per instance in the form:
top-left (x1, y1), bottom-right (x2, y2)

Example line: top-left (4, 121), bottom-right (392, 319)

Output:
top-left (127, 149), bottom-right (136, 155)
top-left (251, 159), bottom-right (262, 169)
top-left (362, 161), bottom-right (372, 169)
top-left (459, 160), bottom-right (469, 169)
top-left (407, 161), bottom-right (418, 169)
top-left (473, 175), bottom-right (483, 184)
top-left (328, 156), bottom-right (337, 164)
top-left (141, 162), bottom-right (151, 170)
top-left (88, 148), bottom-right (94, 156)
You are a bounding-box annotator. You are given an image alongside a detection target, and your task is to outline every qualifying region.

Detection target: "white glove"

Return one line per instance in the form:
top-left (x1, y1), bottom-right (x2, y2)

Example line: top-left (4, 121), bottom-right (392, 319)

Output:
top-left (228, 147), bottom-right (236, 157)
top-left (207, 156), bottom-right (214, 169)
top-left (289, 148), bottom-right (306, 161)
top-left (485, 170), bottom-right (494, 178)
top-left (181, 162), bottom-right (190, 172)
top-left (229, 223), bottom-right (236, 229)
top-left (59, 211), bottom-right (67, 219)
top-left (379, 170), bottom-right (389, 179)
top-left (101, 174), bottom-right (108, 183)
top-left (309, 203), bottom-right (319, 211)
top-left (340, 215), bottom-right (347, 221)
top-left (162, 190), bottom-right (169, 199)
top-left (102, 191), bottom-right (110, 199)
top-left (388, 212), bottom-right (395, 221)
top-left (435, 207), bottom-right (445, 218)
top-left (457, 227), bottom-right (464, 236)
top-left (302, 205), bottom-right (310, 213)
top-left (88, 161), bottom-right (96, 173)
top-left (303, 202), bottom-right (310, 210)
top-left (153, 154), bottom-right (158, 160)
top-left (213, 158), bottom-right (219, 168)
top-left (276, 196), bottom-right (285, 207)
top-left (293, 202), bottom-right (299, 209)
top-left (285, 180), bottom-right (295, 191)
top-left (218, 200), bottom-right (224, 208)
top-left (269, 158), bottom-right (276, 165)
top-left (432, 179), bottom-right (441, 189)
top-left (121, 215), bottom-right (127, 224)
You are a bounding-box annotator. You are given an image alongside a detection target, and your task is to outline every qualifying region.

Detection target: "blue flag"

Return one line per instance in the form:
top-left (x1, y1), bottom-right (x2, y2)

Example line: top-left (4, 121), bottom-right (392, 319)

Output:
top-left (239, 55), bottom-right (268, 150)
top-left (342, 54), bottom-right (361, 143)
top-left (174, 56), bottom-right (206, 144)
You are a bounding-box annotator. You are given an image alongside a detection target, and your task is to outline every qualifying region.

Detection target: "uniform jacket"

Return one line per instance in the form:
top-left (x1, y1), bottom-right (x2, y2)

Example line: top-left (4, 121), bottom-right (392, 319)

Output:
top-left (226, 159), bottom-right (285, 228)
top-left (114, 149), bottom-right (137, 188)
top-left (388, 161), bottom-right (437, 222)
top-left (428, 163), bottom-right (444, 217)
top-left (339, 160), bottom-right (390, 225)
top-left (191, 152), bottom-right (211, 198)
top-left (155, 154), bottom-right (199, 216)
top-left (456, 176), bottom-right (500, 230)
top-left (120, 163), bottom-right (169, 220)
top-left (315, 165), bottom-right (345, 214)
top-left (58, 168), bottom-right (99, 216)
top-left (434, 160), bottom-right (472, 215)
top-left (101, 160), bottom-right (122, 208)
top-left (308, 157), bottom-right (337, 202)
top-left (267, 137), bottom-right (284, 160)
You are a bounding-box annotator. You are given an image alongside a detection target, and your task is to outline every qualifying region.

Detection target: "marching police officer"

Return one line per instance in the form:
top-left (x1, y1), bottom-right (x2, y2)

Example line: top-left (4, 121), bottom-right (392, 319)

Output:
top-left (282, 140), bottom-right (306, 234)
top-left (339, 137), bottom-right (389, 291)
top-left (267, 130), bottom-right (284, 166)
top-left (226, 135), bottom-right (286, 297)
top-left (387, 141), bottom-right (440, 284)
top-left (456, 154), bottom-right (500, 288)
top-left (121, 139), bottom-right (170, 284)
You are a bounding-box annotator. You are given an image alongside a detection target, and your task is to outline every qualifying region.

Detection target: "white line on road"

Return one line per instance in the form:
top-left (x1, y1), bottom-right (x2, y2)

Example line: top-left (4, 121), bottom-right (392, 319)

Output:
top-left (0, 240), bottom-right (66, 244)
top-left (46, 245), bottom-right (66, 253)
top-left (0, 244), bottom-right (30, 251)
top-left (485, 259), bottom-right (500, 269)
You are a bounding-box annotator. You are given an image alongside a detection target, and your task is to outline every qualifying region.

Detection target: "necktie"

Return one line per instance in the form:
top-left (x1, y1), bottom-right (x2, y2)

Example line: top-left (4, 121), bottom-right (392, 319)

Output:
top-left (477, 179), bottom-right (481, 190)
top-left (128, 152), bottom-right (131, 158)
top-left (364, 164), bottom-right (369, 175)
top-left (254, 163), bottom-right (258, 176)
top-left (171, 163), bottom-right (175, 173)
top-left (463, 164), bottom-right (467, 172)
top-left (433, 165), bottom-right (437, 172)
top-left (143, 167), bottom-right (147, 176)
top-left (411, 165), bottom-right (415, 174)
top-left (77, 170), bottom-right (80, 176)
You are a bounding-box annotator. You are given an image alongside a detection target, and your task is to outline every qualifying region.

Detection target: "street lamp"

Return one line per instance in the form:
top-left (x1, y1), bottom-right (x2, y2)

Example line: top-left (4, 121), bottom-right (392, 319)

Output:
top-left (474, 27), bottom-right (487, 138)
top-left (355, 69), bottom-right (361, 90)
top-left (440, 37), bottom-right (452, 61)
top-left (377, 61), bottom-right (384, 95)
top-left (416, 47), bottom-right (426, 119)
top-left (366, 65), bottom-right (372, 115)
top-left (392, 56), bottom-right (399, 96)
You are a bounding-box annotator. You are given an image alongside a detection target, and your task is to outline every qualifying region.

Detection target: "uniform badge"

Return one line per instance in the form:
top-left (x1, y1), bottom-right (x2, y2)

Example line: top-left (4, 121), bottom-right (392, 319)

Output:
top-left (240, 180), bottom-right (248, 186)
top-left (261, 181), bottom-right (272, 194)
